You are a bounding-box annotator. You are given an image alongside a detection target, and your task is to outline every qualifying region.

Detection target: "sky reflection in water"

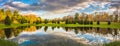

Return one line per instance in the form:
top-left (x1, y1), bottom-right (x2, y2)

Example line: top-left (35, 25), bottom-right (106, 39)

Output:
top-left (11, 26), bottom-right (120, 46)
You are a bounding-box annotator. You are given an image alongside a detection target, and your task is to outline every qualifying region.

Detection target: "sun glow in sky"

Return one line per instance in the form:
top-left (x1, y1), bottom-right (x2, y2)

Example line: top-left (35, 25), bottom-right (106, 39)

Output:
top-left (0, 0), bottom-right (119, 19)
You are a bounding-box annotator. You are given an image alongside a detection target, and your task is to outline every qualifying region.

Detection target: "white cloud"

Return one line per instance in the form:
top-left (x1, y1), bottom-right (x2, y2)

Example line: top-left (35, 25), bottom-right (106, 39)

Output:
top-left (12, 1), bottom-right (30, 7)
top-left (2, 5), bottom-right (17, 10)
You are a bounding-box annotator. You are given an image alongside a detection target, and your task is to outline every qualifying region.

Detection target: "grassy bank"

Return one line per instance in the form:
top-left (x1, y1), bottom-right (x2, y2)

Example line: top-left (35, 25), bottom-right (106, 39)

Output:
top-left (36, 22), bottom-right (120, 29)
top-left (103, 41), bottom-right (120, 46)
top-left (0, 39), bottom-right (18, 46)
top-left (0, 22), bottom-right (120, 29)
top-left (0, 23), bottom-right (32, 29)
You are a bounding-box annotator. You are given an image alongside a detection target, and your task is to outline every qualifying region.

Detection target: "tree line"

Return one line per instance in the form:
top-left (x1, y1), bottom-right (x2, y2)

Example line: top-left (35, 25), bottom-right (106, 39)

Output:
top-left (50, 12), bottom-right (118, 25)
top-left (0, 9), bottom-right (42, 25)
top-left (0, 9), bottom-right (119, 25)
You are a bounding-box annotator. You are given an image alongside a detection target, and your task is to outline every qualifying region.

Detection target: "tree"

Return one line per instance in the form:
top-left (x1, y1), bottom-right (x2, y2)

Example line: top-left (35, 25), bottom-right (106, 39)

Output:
top-left (75, 13), bottom-right (79, 23)
top-left (0, 9), bottom-right (5, 23)
top-left (4, 15), bottom-right (12, 25)
top-left (6, 9), bottom-right (13, 18)
top-left (20, 18), bottom-right (27, 24)
top-left (36, 20), bottom-right (41, 24)
top-left (13, 10), bottom-right (19, 16)
top-left (44, 19), bottom-right (48, 24)
top-left (65, 20), bottom-right (68, 24)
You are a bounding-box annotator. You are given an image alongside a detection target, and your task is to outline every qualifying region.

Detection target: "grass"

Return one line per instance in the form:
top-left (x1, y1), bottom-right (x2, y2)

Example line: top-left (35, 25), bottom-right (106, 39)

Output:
top-left (0, 39), bottom-right (18, 46)
top-left (103, 41), bottom-right (120, 46)
top-left (0, 23), bottom-right (31, 29)
top-left (36, 22), bottom-right (120, 29)
top-left (0, 22), bottom-right (120, 29)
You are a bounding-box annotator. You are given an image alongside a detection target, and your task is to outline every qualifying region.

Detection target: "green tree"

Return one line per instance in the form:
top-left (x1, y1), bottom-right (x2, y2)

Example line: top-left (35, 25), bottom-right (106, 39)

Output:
top-left (20, 18), bottom-right (27, 24)
top-left (75, 13), bottom-right (79, 23)
top-left (13, 10), bottom-right (19, 16)
top-left (44, 19), bottom-right (48, 24)
top-left (4, 15), bottom-right (12, 25)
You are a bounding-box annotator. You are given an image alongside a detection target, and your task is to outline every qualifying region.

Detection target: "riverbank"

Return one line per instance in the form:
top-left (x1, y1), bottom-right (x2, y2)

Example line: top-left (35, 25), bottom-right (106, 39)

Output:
top-left (0, 39), bottom-right (18, 46)
top-left (36, 23), bottom-right (120, 29)
top-left (103, 41), bottom-right (120, 46)
top-left (0, 22), bottom-right (120, 29)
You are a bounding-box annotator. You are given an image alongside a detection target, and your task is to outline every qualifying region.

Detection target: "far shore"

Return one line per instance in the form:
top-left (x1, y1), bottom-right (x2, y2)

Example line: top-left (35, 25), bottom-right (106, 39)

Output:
top-left (0, 22), bottom-right (120, 29)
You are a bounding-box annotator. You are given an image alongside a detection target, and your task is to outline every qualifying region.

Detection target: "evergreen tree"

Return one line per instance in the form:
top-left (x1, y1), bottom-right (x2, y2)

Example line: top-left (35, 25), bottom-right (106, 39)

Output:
top-left (97, 21), bottom-right (100, 25)
top-left (4, 16), bottom-right (12, 25)
top-left (108, 21), bottom-right (111, 25)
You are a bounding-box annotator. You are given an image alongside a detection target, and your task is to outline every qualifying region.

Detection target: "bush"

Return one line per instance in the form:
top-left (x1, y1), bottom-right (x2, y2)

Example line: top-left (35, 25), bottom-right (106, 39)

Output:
top-left (84, 21), bottom-right (89, 25)
top-left (90, 21), bottom-right (93, 25)
top-left (78, 20), bottom-right (83, 24)
top-left (65, 20), bottom-right (68, 24)
top-left (36, 20), bottom-right (41, 24)
top-left (108, 21), bottom-right (111, 25)
top-left (97, 21), bottom-right (100, 25)
top-left (57, 21), bottom-right (60, 24)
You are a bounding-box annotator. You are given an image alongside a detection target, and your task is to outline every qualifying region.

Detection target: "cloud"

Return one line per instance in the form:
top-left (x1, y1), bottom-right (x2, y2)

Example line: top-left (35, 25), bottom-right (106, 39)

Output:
top-left (1, 0), bottom-right (119, 11)
top-left (3, 0), bottom-right (90, 11)
top-left (0, 0), bottom-right (119, 19)
top-left (1, 5), bottom-right (17, 10)
top-left (12, 1), bottom-right (30, 7)
top-left (109, 0), bottom-right (120, 7)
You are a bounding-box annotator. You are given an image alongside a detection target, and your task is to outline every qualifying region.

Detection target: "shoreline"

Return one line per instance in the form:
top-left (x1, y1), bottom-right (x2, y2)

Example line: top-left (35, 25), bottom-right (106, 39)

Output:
top-left (0, 22), bottom-right (120, 29)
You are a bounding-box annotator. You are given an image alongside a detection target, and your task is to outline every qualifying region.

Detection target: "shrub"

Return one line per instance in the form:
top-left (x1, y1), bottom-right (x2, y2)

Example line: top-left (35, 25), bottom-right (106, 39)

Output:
top-left (97, 21), bottom-right (100, 25)
top-left (108, 21), bottom-right (111, 25)
top-left (90, 21), bottom-right (93, 25)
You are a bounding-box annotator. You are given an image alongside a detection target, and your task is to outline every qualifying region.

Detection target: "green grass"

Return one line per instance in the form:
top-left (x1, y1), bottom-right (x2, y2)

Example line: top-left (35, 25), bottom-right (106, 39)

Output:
top-left (0, 23), bottom-right (31, 29)
top-left (0, 22), bottom-right (120, 29)
top-left (0, 39), bottom-right (18, 46)
top-left (103, 41), bottom-right (120, 46)
top-left (36, 22), bottom-right (120, 29)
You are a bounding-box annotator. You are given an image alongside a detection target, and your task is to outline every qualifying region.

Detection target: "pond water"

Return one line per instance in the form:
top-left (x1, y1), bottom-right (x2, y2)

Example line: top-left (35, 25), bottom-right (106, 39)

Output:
top-left (0, 26), bottom-right (120, 46)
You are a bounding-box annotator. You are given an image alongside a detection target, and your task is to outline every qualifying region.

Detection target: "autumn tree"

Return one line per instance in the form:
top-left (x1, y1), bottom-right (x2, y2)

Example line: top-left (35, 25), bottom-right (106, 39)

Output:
top-left (0, 9), bottom-right (5, 23)
top-left (20, 18), bottom-right (27, 24)
top-left (36, 17), bottom-right (42, 24)
top-left (6, 9), bottom-right (13, 18)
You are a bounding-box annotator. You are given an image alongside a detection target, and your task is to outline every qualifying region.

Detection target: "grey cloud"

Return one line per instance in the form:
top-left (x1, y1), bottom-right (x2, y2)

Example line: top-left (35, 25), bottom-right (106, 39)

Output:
top-left (4, 0), bottom-right (89, 11)
top-left (109, 0), bottom-right (120, 7)
top-left (3, 0), bottom-right (120, 11)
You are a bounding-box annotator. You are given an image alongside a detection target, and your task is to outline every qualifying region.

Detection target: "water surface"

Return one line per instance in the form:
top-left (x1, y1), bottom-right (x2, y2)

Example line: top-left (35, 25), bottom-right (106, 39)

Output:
top-left (0, 26), bottom-right (120, 46)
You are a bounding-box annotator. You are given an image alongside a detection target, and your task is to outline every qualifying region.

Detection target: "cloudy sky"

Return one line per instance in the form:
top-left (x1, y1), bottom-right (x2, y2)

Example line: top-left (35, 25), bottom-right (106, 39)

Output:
top-left (0, 0), bottom-right (120, 19)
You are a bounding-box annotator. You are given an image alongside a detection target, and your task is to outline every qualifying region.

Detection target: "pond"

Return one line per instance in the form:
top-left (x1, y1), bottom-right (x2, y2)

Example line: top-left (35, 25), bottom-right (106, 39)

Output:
top-left (0, 26), bottom-right (120, 46)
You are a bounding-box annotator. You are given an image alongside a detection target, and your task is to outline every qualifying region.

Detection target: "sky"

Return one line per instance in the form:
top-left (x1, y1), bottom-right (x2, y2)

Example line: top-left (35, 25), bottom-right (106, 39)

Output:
top-left (0, 0), bottom-right (120, 19)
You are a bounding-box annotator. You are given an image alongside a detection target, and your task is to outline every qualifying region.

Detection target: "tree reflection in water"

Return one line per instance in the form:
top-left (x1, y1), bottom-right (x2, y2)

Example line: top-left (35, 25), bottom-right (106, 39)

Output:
top-left (0, 26), bottom-right (120, 46)
top-left (44, 26), bottom-right (48, 32)
top-left (4, 28), bottom-right (12, 39)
